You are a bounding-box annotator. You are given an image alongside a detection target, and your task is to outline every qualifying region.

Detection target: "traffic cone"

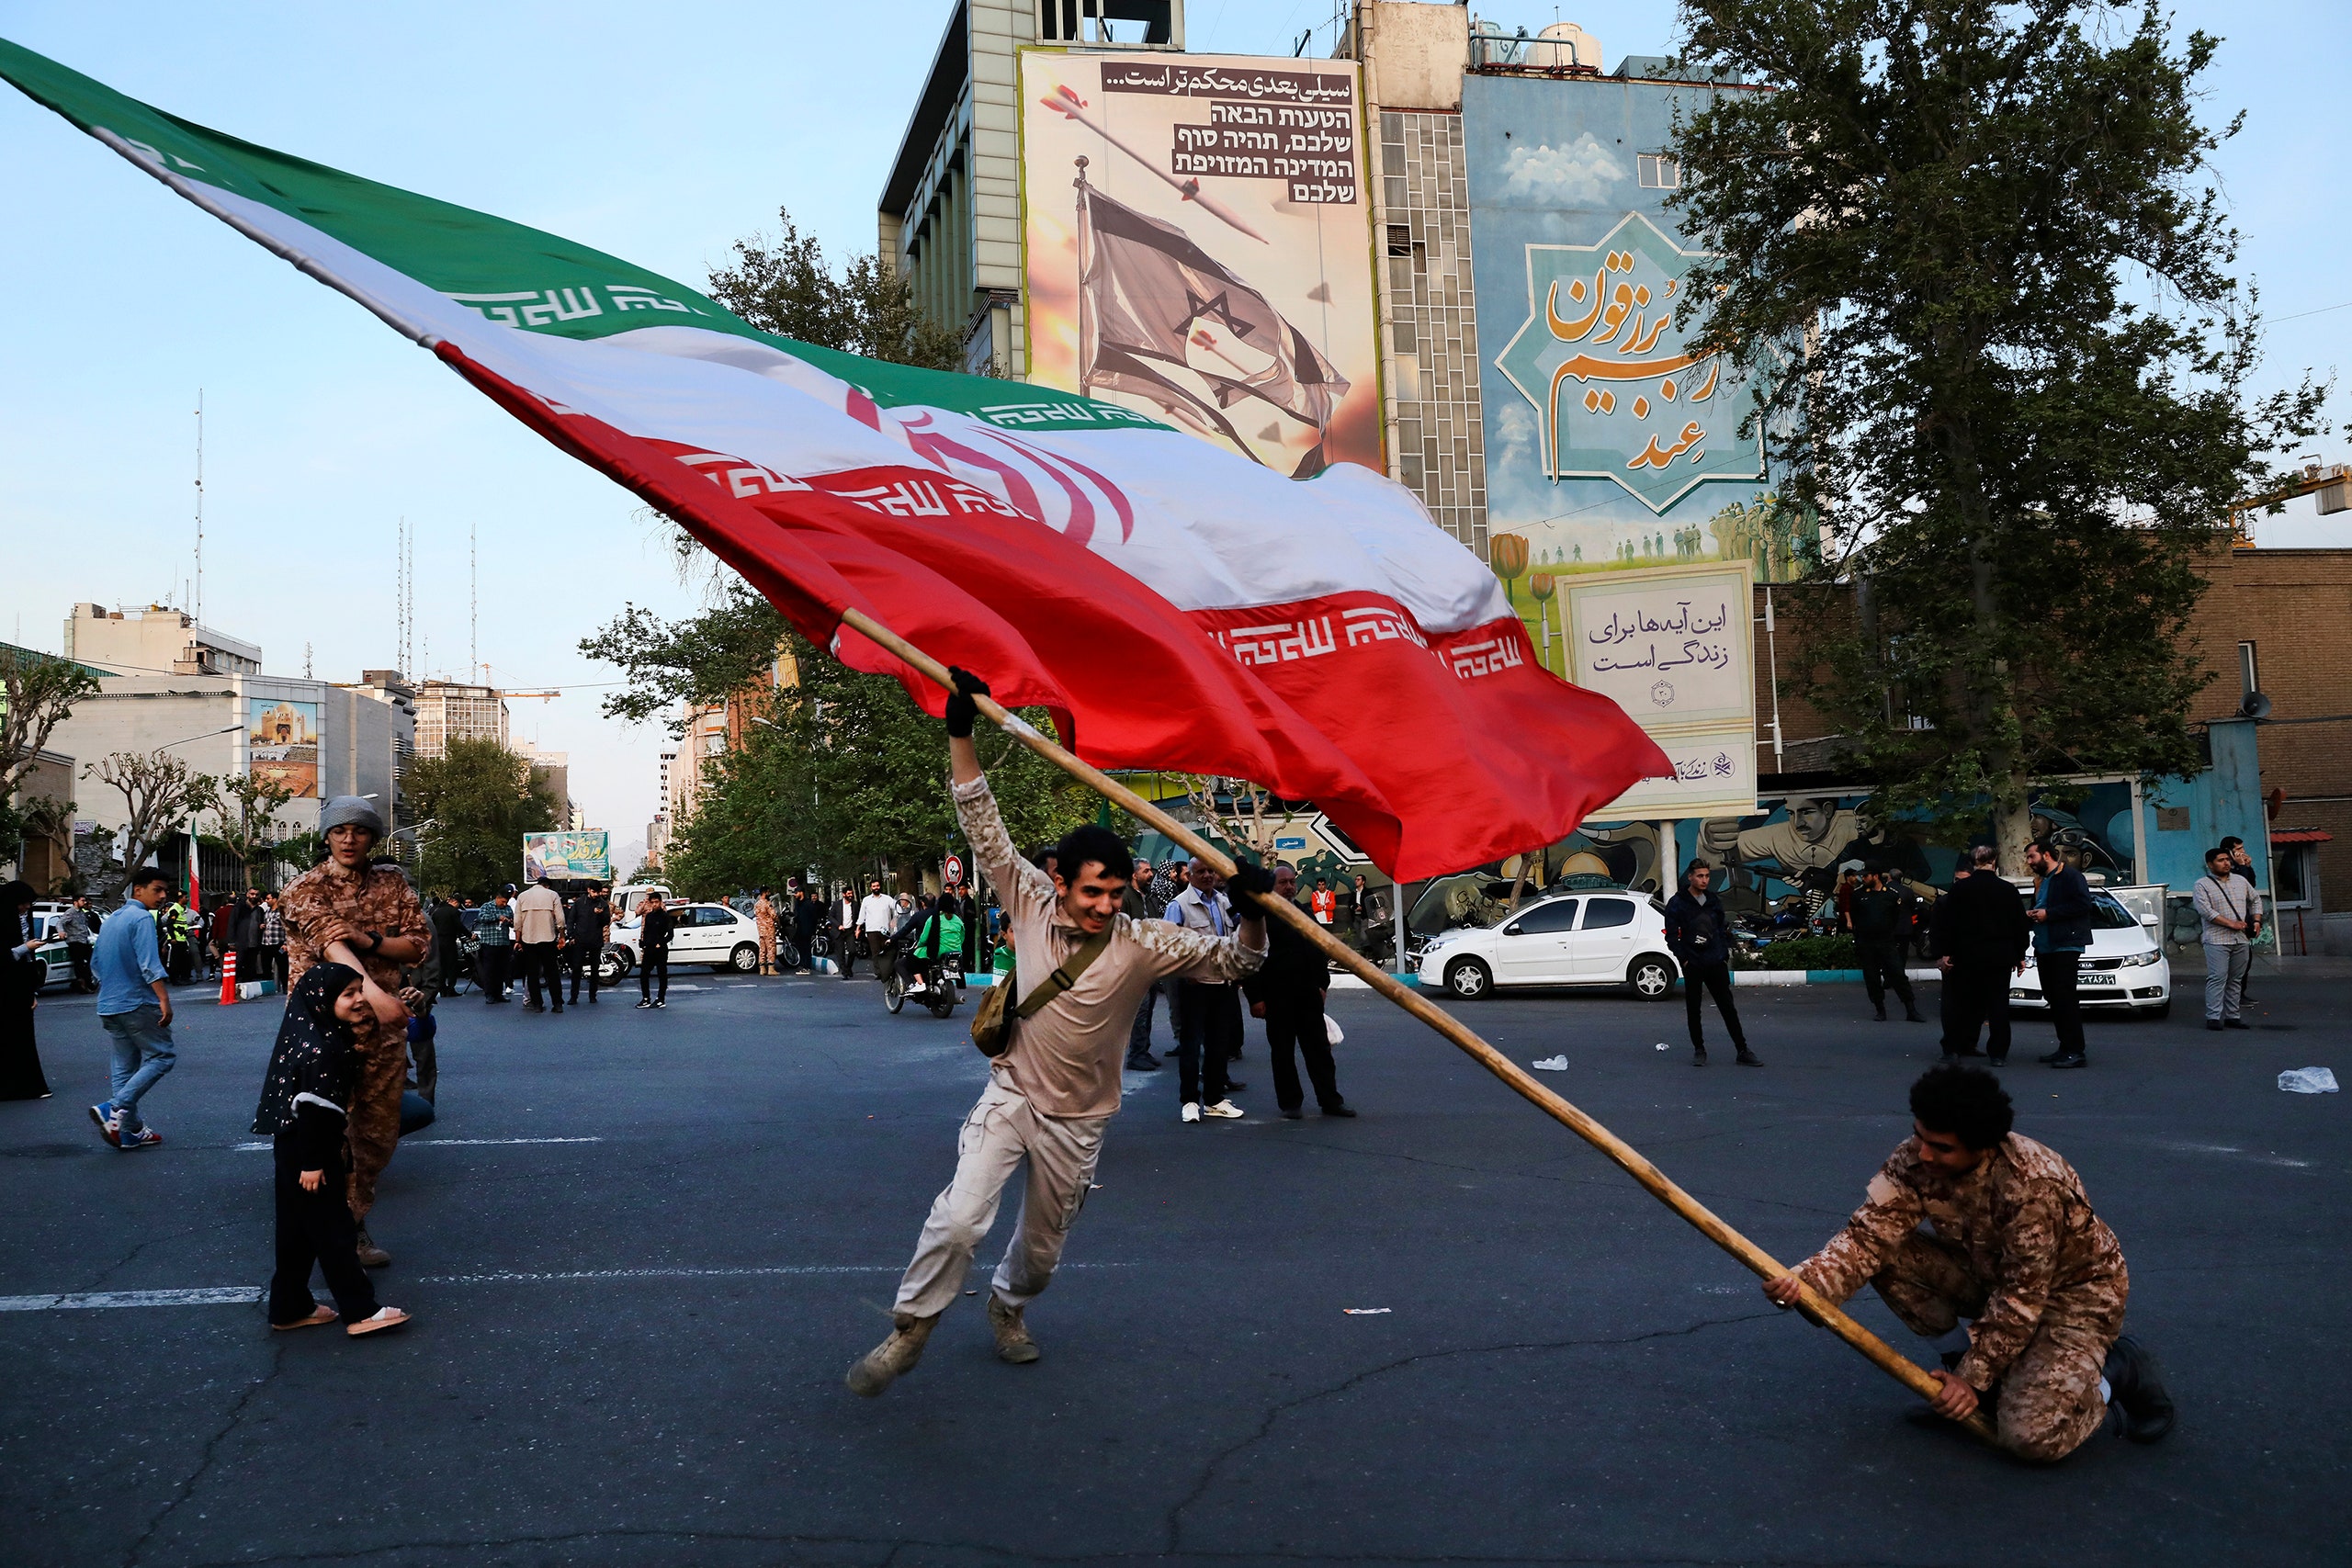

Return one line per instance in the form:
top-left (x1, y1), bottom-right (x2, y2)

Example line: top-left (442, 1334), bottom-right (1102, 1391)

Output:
top-left (220, 948), bottom-right (238, 1005)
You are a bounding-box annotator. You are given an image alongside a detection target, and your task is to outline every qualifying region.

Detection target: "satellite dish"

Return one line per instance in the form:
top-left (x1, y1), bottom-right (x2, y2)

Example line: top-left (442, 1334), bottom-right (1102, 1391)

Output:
top-left (2240, 690), bottom-right (2273, 720)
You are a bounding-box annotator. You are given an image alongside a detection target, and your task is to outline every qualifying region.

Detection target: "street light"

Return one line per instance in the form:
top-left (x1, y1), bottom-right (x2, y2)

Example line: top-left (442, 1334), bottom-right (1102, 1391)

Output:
top-left (156, 722), bottom-right (242, 750)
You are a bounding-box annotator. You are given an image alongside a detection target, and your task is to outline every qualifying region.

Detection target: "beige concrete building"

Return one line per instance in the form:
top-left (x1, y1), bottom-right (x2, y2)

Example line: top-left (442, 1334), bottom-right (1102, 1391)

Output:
top-left (413, 680), bottom-right (509, 761)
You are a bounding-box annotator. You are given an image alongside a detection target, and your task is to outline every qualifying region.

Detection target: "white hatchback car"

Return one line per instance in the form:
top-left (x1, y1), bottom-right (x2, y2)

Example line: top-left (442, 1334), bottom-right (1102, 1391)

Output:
top-left (2007, 887), bottom-right (2172, 1018)
top-left (608, 901), bottom-right (763, 976)
top-left (1416, 891), bottom-right (1679, 1000)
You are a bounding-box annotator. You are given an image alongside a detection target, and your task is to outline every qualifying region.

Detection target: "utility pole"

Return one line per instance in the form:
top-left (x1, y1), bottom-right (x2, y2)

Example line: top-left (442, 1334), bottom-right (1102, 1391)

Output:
top-left (192, 389), bottom-right (204, 626)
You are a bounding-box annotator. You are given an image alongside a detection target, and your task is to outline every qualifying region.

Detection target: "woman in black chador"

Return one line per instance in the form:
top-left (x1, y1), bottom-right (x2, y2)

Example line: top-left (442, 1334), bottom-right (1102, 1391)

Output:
top-left (252, 962), bottom-right (410, 1337)
top-left (0, 880), bottom-right (52, 1100)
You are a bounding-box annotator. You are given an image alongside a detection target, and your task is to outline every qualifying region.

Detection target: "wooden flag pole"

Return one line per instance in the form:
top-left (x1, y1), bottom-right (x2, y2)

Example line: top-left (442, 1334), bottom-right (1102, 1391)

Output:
top-left (843, 606), bottom-right (1996, 1445)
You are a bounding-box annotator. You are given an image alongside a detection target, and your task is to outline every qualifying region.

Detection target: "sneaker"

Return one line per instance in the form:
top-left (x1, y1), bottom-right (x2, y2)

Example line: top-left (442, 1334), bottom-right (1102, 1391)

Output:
top-left (2222, 1019), bottom-right (2251, 1031)
top-left (2204, 1020), bottom-right (2223, 1032)
top-left (89, 1103), bottom-right (119, 1147)
top-left (2046, 1053), bottom-right (2088, 1069)
top-left (653, 999), bottom-right (668, 1009)
top-left (635, 998), bottom-right (652, 1009)
top-left (1181, 1101), bottom-right (1202, 1123)
top-left (118, 1128), bottom-right (163, 1151)
top-left (1321, 1104), bottom-right (1358, 1118)
top-left (1735, 1049), bottom-right (1763, 1066)
top-left (355, 1227), bottom-right (391, 1268)
top-left (1203, 1100), bottom-right (1244, 1119)
top-left (1224, 1079), bottom-right (1247, 1092)
top-left (1279, 1108), bottom-right (1303, 1120)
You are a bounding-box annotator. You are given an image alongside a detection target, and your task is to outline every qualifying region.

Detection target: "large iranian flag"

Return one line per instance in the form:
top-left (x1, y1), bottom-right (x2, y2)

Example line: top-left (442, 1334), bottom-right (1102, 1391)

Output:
top-left (2, 40), bottom-right (1668, 879)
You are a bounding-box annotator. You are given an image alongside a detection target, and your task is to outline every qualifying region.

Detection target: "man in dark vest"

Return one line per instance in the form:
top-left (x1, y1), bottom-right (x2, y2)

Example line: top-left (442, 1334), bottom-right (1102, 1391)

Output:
top-left (1243, 863), bottom-right (1353, 1119)
top-left (1928, 845), bottom-right (2031, 1064)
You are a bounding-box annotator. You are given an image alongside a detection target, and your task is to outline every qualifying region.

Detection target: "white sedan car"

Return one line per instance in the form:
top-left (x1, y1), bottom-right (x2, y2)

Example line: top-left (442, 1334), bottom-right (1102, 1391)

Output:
top-left (2007, 888), bottom-right (2172, 1018)
top-left (1416, 892), bottom-right (1679, 1000)
top-left (607, 902), bottom-right (763, 976)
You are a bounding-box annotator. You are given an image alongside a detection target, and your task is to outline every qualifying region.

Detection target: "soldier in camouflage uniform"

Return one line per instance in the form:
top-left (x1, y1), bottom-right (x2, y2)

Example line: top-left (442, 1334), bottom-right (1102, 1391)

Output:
top-left (278, 797), bottom-right (432, 1269)
top-left (1764, 1065), bottom-right (2174, 1461)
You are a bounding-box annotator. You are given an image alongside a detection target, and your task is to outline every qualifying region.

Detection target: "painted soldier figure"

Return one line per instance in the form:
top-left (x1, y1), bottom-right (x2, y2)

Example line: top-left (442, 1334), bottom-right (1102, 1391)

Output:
top-left (1765, 1065), bottom-right (2173, 1461)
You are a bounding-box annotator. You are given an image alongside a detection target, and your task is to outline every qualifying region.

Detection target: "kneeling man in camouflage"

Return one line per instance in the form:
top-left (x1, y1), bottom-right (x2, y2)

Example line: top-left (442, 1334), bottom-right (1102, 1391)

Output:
top-left (1764, 1063), bottom-right (2174, 1460)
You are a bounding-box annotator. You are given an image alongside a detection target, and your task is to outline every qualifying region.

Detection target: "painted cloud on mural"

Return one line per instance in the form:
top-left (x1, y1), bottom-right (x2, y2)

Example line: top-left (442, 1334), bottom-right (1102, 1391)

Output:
top-left (1499, 133), bottom-right (1626, 205)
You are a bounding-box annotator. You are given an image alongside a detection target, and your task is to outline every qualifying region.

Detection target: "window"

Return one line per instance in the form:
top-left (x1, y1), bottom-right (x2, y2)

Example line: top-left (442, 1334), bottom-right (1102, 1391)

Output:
top-left (2238, 640), bottom-right (2259, 703)
top-left (1508, 899), bottom-right (1581, 935)
top-left (695, 907), bottom-right (732, 927)
top-left (2272, 846), bottom-right (2310, 905)
top-left (1637, 153), bottom-right (1681, 189)
top-left (1581, 897), bottom-right (1637, 930)
top-left (1386, 223), bottom-right (1412, 257)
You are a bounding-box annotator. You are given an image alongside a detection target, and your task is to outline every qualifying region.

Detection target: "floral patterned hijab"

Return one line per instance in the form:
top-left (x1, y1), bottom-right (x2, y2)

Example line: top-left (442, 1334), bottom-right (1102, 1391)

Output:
top-left (251, 961), bottom-right (362, 1136)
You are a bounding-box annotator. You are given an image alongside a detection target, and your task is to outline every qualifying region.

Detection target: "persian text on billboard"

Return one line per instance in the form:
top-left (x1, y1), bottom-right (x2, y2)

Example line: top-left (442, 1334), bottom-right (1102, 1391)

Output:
top-left (1021, 50), bottom-right (1382, 479)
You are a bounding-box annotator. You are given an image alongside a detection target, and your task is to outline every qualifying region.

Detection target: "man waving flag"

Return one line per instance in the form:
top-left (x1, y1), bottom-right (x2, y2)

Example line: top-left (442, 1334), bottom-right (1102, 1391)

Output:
top-left (0, 39), bottom-right (1669, 880)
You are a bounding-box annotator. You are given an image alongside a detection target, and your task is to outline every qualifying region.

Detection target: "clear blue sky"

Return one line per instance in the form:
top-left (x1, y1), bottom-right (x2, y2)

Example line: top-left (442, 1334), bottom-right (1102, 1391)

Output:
top-left (3, 2), bottom-right (2344, 847)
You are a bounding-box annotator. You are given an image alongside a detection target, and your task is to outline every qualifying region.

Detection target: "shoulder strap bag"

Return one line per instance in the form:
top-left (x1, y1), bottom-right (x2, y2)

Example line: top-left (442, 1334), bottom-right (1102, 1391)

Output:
top-left (971, 922), bottom-right (1115, 1058)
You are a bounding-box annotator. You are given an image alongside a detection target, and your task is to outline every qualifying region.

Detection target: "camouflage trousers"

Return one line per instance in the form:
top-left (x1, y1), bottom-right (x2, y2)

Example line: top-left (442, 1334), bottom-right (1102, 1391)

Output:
top-left (344, 1013), bottom-right (407, 1224)
top-left (1873, 1229), bottom-right (2127, 1462)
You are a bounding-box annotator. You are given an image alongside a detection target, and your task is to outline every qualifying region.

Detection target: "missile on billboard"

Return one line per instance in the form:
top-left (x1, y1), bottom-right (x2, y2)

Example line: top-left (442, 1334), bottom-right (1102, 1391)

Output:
top-left (1040, 84), bottom-right (1269, 244)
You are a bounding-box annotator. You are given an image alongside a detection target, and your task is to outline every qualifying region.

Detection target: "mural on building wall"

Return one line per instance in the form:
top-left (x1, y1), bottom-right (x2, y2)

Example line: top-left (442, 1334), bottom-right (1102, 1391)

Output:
top-left (247, 698), bottom-right (320, 799)
top-left (1019, 50), bottom-right (1383, 478)
top-left (1464, 73), bottom-right (1814, 674)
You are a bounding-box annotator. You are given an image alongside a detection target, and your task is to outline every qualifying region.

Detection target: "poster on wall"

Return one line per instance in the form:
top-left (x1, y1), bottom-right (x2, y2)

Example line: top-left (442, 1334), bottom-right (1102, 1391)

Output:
top-left (1464, 72), bottom-right (1814, 672)
top-left (1566, 561), bottom-right (1757, 818)
top-left (1020, 49), bottom-right (1383, 479)
top-left (246, 697), bottom-right (320, 799)
top-left (524, 830), bottom-right (611, 884)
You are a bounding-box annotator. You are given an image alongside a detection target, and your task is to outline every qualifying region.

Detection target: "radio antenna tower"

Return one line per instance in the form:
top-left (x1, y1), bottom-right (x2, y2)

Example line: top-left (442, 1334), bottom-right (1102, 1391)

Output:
top-left (469, 520), bottom-right (479, 682)
top-left (192, 389), bottom-right (205, 626)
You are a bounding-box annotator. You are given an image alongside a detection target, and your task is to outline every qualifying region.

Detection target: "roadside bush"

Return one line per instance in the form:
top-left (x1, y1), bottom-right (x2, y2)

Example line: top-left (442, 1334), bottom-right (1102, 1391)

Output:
top-left (1740, 934), bottom-right (1860, 972)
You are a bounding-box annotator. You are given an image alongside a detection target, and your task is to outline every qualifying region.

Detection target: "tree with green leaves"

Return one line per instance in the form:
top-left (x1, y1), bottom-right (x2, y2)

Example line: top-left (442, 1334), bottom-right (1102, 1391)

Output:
top-left (1669, 1), bottom-right (2329, 867)
top-left (2, 644), bottom-right (102, 802)
top-left (403, 737), bottom-right (560, 898)
top-left (707, 207), bottom-right (967, 371)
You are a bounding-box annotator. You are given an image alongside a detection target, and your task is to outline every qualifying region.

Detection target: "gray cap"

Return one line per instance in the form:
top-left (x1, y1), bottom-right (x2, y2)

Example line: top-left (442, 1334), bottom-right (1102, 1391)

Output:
top-left (318, 795), bottom-right (385, 841)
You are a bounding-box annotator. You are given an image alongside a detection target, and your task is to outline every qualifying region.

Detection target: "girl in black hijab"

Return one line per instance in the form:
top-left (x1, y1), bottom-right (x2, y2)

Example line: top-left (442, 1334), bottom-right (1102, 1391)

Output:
top-left (0, 879), bottom-right (51, 1100)
top-left (253, 962), bottom-right (409, 1337)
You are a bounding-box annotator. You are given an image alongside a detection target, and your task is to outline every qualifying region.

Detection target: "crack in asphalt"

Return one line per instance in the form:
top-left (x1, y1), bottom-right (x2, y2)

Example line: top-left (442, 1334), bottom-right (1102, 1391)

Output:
top-left (122, 1335), bottom-right (289, 1568)
top-left (87, 1215), bottom-right (253, 1292)
top-left (1159, 1309), bottom-right (1785, 1560)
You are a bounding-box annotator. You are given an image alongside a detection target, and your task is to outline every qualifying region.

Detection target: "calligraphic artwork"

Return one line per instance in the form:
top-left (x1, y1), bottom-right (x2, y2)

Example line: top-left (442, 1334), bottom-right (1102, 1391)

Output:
top-left (1568, 561), bottom-right (1758, 818)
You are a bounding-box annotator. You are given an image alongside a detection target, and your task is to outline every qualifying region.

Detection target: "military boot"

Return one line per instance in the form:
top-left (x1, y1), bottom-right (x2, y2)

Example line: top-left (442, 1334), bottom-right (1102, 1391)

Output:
top-left (987, 1295), bottom-right (1041, 1364)
top-left (355, 1227), bottom-right (390, 1269)
top-left (2102, 1334), bottom-right (2176, 1443)
top-left (845, 1312), bottom-right (938, 1397)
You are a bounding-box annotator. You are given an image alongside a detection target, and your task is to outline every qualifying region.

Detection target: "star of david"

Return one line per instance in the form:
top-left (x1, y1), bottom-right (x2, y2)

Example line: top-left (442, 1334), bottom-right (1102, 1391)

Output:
top-left (1183, 288), bottom-right (1256, 341)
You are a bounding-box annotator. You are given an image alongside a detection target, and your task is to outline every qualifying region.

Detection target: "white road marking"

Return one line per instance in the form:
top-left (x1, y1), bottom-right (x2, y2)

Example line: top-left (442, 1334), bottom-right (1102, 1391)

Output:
top-left (230, 1137), bottom-right (605, 1151)
top-left (0, 1261), bottom-right (1134, 1313)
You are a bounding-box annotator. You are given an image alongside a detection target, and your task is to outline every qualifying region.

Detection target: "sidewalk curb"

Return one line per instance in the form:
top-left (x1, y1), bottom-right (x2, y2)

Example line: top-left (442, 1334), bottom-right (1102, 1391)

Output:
top-left (1732, 969), bottom-right (1942, 987)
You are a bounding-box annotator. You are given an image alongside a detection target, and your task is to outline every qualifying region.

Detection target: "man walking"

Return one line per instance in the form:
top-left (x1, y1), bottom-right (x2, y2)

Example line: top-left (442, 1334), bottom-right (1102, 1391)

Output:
top-left (566, 882), bottom-right (609, 1005)
top-left (792, 880), bottom-right (821, 974)
top-left (278, 796), bottom-right (430, 1268)
top-left (258, 893), bottom-right (288, 990)
top-left (89, 868), bottom-right (176, 1151)
top-left (856, 878), bottom-right (898, 977)
top-left (2026, 839), bottom-right (2096, 1069)
top-left (1846, 868), bottom-right (1925, 1023)
top-left (58, 894), bottom-right (97, 993)
top-left (1929, 846), bottom-right (2030, 1064)
top-left (512, 878), bottom-right (567, 1013)
top-left (1245, 863), bottom-right (1352, 1119)
top-left (2192, 845), bottom-right (2258, 1033)
top-left (846, 671), bottom-right (1268, 1397)
top-left (636, 892), bottom-right (675, 1009)
top-left (1166, 858), bottom-right (1249, 1119)
top-left (1761, 1064), bottom-right (2173, 1461)
top-left (1663, 861), bottom-right (1758, 1066)
top-left (474, 886), bottom-right (516, 1003)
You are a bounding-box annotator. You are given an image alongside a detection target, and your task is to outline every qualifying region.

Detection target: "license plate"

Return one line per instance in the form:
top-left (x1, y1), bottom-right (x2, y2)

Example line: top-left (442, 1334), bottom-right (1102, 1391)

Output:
top-left (2078, 973), bottom-right (2118, 986)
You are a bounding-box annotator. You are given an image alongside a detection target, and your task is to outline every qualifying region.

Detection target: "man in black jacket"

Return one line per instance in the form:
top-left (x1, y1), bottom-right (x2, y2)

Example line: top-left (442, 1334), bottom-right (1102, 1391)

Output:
top-left (1929, 845), bottom-right (2030, 1064)
top-left (1662, 862), bottom-right (1758, 1066)
top-left (565, 883), bottom-right (609, 1005)
top-left (1243, 864), bottom-right (1353, 1119)
top-left (635, 894), bottom-right (674, 1009)
top-left (2025, 838), bottom-right (2098, 1069)
top-left (1846, 868), bottom-right (1926, 1023)
top-left (426, 894), bottom-right (466, 998)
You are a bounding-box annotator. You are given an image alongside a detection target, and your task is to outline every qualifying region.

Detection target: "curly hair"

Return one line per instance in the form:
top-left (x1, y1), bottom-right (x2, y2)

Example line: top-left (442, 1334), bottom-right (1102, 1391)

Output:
top-left (1909, 1064), bottom-right (2015, 1150)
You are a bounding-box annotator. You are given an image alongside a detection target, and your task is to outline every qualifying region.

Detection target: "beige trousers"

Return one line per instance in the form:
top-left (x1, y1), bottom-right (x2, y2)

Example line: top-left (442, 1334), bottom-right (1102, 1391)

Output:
top-left (892, 1077), bottom-right (1105, 1319)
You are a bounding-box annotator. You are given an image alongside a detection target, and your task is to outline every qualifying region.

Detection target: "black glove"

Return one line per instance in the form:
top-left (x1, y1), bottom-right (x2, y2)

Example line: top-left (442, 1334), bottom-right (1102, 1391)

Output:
top-left (1226, 861), bottom-right (1278, 901)
top-left (944, 667), bottom-right (990, 739)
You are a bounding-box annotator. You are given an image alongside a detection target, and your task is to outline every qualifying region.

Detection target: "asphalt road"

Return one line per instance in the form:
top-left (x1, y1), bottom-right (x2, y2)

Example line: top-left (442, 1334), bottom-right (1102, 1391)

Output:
top-left (2, 962), bottom-right (2343, 1568)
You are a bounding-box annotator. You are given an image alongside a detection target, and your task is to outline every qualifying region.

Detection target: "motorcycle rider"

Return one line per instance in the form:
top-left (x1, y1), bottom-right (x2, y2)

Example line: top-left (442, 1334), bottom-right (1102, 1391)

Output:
top-left (893, 893), bottom-right (967, 997)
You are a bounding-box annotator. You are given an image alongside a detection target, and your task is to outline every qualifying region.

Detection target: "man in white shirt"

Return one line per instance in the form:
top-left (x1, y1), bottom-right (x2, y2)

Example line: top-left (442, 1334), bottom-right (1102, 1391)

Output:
top-left (511, 880), bottom-right (568, 1014)
top-left (2191, 845), bottom-right (2260, 1031)
top-left (1166, 859), bottom-right (1248, 1122)
top-left (856, 879), bottom-right (899, 979)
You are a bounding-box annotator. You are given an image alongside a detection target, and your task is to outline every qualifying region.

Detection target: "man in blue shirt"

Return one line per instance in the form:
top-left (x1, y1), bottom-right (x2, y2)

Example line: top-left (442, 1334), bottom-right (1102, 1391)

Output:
top-left (2025, 839), bottom-right (2098, 1070)
top-left (90, 867), bottom-right (177, 1150)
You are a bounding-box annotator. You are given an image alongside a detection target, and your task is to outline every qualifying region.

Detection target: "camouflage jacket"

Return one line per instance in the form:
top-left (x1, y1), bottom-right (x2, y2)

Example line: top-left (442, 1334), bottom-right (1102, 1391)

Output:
top-left (278, 859), bottom-right (431, 995)
top-left (1796, 1133), bottom-right (2127, 1392)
